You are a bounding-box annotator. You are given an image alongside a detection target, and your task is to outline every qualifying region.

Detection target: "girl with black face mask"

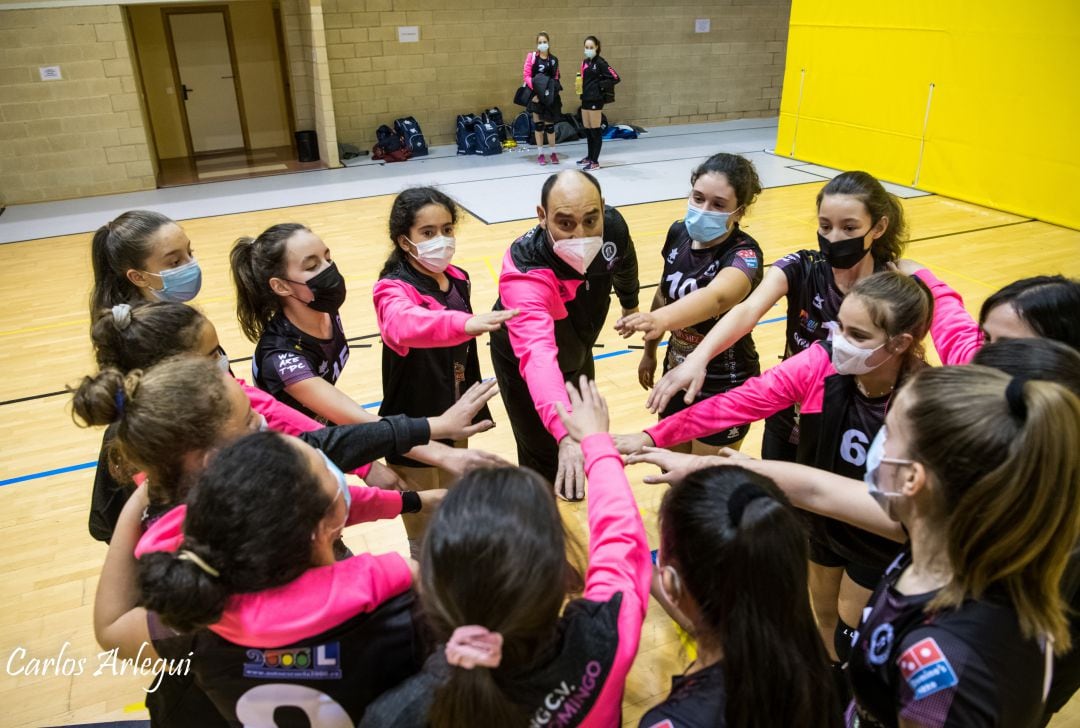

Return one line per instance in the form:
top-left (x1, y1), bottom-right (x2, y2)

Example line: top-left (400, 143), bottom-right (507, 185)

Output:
top-left (646, 171), bottom-right (908, 465)
top-left (231, 223), bottom-right (506, 476)
top-left (232, 223), bottom-right (353, 422)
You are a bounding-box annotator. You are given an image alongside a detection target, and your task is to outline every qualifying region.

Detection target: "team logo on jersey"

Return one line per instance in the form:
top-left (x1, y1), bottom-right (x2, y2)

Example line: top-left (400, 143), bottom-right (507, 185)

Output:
top-left (243, 642), bottom-right (342, 680)
top-left (735, 249), bottom-right (759, 268)
top-left (276, 352), bottom-right (307, 375)
top-left (725, 427), bottom-right (742, 440)
top-left (867, 623), bottom-right (894, 666)
top-left (601, 240), bottom-right (617, 263)
top-left (666, 248), bottom-right (678, 264)
top-left (703, 262), bottom-right (720, 278)
top-left (812, 293), bottom-right (825, 310)
top-left (898, 638), bottom-right (958, 699)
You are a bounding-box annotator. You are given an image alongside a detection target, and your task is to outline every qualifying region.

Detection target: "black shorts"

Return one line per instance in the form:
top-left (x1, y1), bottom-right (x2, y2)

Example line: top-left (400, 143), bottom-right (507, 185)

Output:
top-left (581, 100), bottom-right (604, 111)
top-left (808, 538), bottom-right (888, 590)
top-left (527, 100), bottom-right (560, 124)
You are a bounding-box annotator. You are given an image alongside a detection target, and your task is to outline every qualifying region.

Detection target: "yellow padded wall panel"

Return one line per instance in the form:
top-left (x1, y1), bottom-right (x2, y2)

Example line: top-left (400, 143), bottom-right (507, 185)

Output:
top-left (777, 0), bottom-right (1080, 230)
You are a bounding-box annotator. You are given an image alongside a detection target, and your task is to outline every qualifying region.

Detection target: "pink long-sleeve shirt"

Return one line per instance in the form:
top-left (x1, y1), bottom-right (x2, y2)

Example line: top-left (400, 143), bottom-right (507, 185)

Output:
top-left (914, 268), bottom-right (981, 365)
top-left (576, 432), bottom-right (652, 726)
top-left (373, 265), bottom-right (474, 356)
top-left (135, 484), bottom-right (411, 647)
top-left (497, 248), bottom-right (587, 443)
top-left (647, 343), bottom-right (834, 448)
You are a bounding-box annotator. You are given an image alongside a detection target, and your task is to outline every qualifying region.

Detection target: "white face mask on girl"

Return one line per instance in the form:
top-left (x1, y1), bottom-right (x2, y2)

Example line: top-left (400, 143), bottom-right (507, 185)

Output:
top-left (831, 330), bottom-right (888, 376)
top-left (537, 42), bottom-right (549, 52)
top-left (863, 426), bottom-right (914, 518)
top-left (549, 230), bottom-right (603, 275)
top-left (408, 235), bottom-right (456, 274)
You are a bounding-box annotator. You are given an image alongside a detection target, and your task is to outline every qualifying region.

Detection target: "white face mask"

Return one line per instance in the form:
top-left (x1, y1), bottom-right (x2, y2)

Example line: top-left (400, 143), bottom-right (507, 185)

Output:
top-left (863, 426), bottom-right (914, 519)
top-left (584, 48), bottom-right (596, 59)
top-left (550, 232), bottom-right (603, 275)
top-left (831, 330), bottom-right (888, 376)
top-left (407, 235), bottom-right (456, 274)
top-left (215, 350), bottom-right (231, 373)
top-left (537, 42), bottom-right (549, 52)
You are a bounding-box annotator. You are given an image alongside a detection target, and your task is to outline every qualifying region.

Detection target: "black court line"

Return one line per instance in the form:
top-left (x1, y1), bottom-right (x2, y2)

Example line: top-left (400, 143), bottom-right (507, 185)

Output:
top-left (906, 218), bottom-right (1034, 244)
top-left (0, 219), bottom-right (1038, 407)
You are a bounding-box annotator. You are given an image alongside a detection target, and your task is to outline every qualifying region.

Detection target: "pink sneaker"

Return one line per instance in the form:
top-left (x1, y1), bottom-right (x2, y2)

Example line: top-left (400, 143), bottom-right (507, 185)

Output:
top-left (550, 152), bottom-right (560, 164)
top-left (537, 154), bottom-right (548, 166)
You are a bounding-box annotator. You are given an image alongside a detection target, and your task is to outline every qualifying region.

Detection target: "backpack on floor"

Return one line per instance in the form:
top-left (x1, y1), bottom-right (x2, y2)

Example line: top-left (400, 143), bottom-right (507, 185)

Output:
top-left (376, 124), bottom-right (404, 153)
top-left (511, 111), bottom-right (533, 144)
top-left (456, 114), bottom-right (480, 155)
top-left (394, 116), bottom-right (428, 157)
top-left (602, 124), bottom-right (638, 140)
top-left (482, 107), bottom-right (508, 142)
top-left (473, 120), bottom-right (502, 156)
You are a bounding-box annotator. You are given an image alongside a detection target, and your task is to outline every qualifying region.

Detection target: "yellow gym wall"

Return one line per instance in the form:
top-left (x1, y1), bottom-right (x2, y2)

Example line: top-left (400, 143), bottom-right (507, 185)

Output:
top-left (775, 1), bottom-right (1080, 230)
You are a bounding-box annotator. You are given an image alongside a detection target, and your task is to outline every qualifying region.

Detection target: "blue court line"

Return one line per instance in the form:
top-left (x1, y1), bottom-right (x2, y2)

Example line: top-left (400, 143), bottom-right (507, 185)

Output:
top-left (1, 461), bottom-right (97, 487)
top-left (1, 316), bottom-right (786, 488)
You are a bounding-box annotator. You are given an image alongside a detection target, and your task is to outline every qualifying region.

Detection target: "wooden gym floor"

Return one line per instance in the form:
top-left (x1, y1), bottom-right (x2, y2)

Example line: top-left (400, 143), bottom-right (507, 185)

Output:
top-left (0, 182), bottom-right (1078, 727)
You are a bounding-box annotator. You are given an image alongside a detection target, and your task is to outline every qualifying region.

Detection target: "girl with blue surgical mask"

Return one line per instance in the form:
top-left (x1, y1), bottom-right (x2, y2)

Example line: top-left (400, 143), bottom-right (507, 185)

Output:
top-left (615, 152), bottom-right (765, 454)
top-left (91, 210), bottom-right (203, 313)
top-left (642, 171), bottom-right (907, 465)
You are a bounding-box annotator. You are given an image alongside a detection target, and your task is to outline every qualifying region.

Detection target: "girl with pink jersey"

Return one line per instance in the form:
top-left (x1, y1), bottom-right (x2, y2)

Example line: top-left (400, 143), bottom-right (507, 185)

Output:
top-left (373, 187), bottom-right (518, 558)
top-left (361, 378), bottom-right (651, 728)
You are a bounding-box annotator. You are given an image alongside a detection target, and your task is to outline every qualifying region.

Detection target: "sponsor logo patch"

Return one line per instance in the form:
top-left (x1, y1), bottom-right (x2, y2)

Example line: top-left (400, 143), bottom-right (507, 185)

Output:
top-left (242, 642), bottom-right (342, 680)
top-left (898, 638), bottom-right (958, 699)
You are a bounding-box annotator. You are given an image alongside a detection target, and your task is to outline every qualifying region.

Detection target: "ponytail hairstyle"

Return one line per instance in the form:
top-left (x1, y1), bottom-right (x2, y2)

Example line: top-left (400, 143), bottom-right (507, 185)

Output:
top-left (660, 466), bottom-right (841, 728)
top-left (584, 35), bottom-right (601, 54)
top-left (903, 366), bottom-right (1080, 650)
top-left (139, 431), bottom-right (331, 632)
top-left (91, 301), bottom-right (206, 372)
top-left (816, 171), bottom-right (908, 264)
top-left (848, 270), bottom-right (934, 373)
top-left (979, 275), bottom-right (1080, 351)
top-left (70, 356), bottom-right (232, 504)
top-left (230, 223), bottom-right (309, 342)
top-left (380, 187), bottom-right (459, 278)
top-left (422, 468), bottom-right (570, 727)
top-left (973, 338), bottom-right (1080, 396)
top-left (90, 210), bottom-right (175, 314)
top-left (690, 152), bottom-right (763, 214)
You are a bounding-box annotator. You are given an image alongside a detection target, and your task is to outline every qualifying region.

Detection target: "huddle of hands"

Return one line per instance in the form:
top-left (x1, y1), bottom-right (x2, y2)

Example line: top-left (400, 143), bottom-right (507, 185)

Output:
top-left (419, 373), bottom-right (746, 504)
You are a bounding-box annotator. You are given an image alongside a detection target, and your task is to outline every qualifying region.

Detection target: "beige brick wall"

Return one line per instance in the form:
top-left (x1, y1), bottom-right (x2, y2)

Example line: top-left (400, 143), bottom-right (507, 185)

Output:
top-left (281, 0), bottom-right (339, 165)
top-left (324, 0), bottom-right (791, 148)
top-left (0, 5), bottom-right (156, 204)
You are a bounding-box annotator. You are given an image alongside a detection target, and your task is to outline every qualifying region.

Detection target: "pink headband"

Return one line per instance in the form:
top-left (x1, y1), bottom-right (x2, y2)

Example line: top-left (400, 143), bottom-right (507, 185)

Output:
top-left (444, 625), bottom-right (504, 669)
